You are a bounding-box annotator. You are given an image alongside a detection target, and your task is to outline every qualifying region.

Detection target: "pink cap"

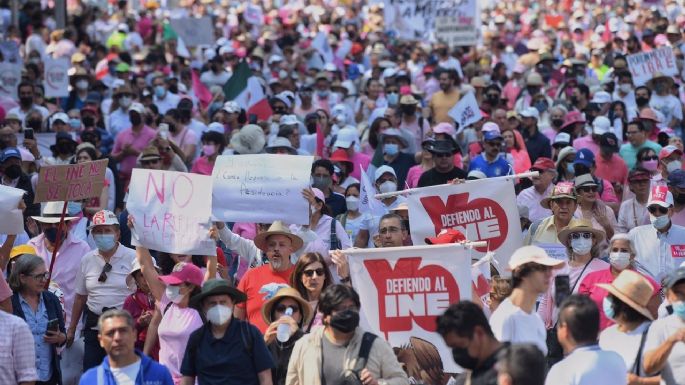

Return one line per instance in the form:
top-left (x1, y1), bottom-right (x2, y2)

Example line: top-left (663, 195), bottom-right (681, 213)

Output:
top-left (482, 122), bottom-right (501, 133)
top-left (159, 262), bottom-right (204, 287)
top-left (433, 122), bottom-right (456, 136)
top-left (660, 145), bottom-right (683, 160)
top-left (312, 187), bottom-right (325, 202)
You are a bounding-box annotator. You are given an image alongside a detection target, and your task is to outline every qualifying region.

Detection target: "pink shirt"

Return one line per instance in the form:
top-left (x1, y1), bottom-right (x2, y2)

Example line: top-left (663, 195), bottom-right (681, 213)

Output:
top-left (405, 165), bottom-right (426, 188)
top-left (572, 135), bottom-right (600, 156)
top-left (349, 151), bottom-right (371, 180)
top-left (190, 156), bottom-right (214, 175)
top-left (112, 125), bottom-right (157, 177)
top-left (579, 268), bottom-right (660, 331)
top-left (158, 294), bottom-right (203, 384)
top-left (595, 154), bottom-right (629, 185)
top-left (232, 222), bottom-right (257, 240)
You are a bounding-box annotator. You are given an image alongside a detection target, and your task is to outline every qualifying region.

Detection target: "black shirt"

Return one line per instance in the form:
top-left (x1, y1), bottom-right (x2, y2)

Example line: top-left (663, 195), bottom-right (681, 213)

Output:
top-left (454, 343), bottom-right (510, 385)
top-left (521, 129), bottom-right (552, 163)
top-left (417, 167), bottom-right (468, 187)
top-left (268, 330), bottom-right (304, 385)
top-left (384, 153), bottom-right (417, 189)
top-left (326, 191), bottom-right (347, 217)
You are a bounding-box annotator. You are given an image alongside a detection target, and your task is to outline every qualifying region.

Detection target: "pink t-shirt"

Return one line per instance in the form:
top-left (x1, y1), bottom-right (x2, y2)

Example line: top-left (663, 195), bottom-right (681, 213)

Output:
top-left (405, 165), bottom-right (425, 188)
top-left (0, 272), bottom-right (11, 302)
top-left (349, 151), bottom-right (371, 181)
top-left (572, 135), bottom-right (600, 156)
top-left (112, 126), bottom-right (157, 176)
top-left (157, 294), bottom-right (203, 384)
top-left (579, 268), bottom-right (660, 331)
top-left (595, 154), bottom-right (629, 185)
top-left (190, 156), bottom-right (214, 175)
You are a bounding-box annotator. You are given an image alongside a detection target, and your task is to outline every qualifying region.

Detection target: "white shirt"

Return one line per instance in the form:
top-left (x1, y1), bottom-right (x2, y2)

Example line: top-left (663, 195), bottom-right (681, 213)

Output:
top-left (650, 93), bottom-right (683, 124)
top-left (200, 70), bottom-right (231, 88)
top-left (360, 196), bottom-right (407, 247)
top-left (616, 198), bottom-right (649, 234)
top-left (629, 223), bottom-right (685, 282)
top-left (644, 314), bottom-right (685, 384)
top-left (599, 321), bottom-right (651, 376)
top-left (110, 358), bottom-right (141, 385)
top-left (154, 92), bottom-right (182, 115)
top-left (517, 184), bottom-right (553, 223)
top-left (489, 297), bottom-right (548, 354)
top-left (545, 345), bottom-right (627, 385)
top-left (107, 108), bottom-right (131, 137)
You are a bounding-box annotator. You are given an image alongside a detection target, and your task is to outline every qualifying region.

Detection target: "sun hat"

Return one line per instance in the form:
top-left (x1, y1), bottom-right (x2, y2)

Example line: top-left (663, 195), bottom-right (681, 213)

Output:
top-left (426, 139), bottom-right (458, 155)
top-left (159, 261), bottom-right (204, 287)
top-left (253, 221), bottom-right (304, 252)
top-left (31, 201), bottom-right (79, 223)
top-left (558, 219), bottom-right (606, 248)
top-left (140, 145), bottom-right (162, 162)
top-left (574, 174), bottom-right (599, 189)
top-left (560, 111), bottom-right (586, 130)
top-left (265, 137), bottom-right (297, 155)
top-left (659, 145), bottom-right (683, 161)
top-left (555, 146), bottom-right (576, 168)
top-left (230, 124), bottom-right (266, 154)
top-left (329, 149), bottom-right (354, 171)
top-left (597, 270), bottom-right (655, 320)
top-left (507, 245), bottom-right (565, 271)
top-left (540, 182), bottom-right (577, 209)
top-left (190, 278), bottom-right (247, 307)
top-left (380, 128), bottom-right (409, 147)
top-left (261, 286), bottom-right (312, 325)
top-left (425, 229), bottom-right (466, 245)
top-left (87, 210), bottom-right (119, 230)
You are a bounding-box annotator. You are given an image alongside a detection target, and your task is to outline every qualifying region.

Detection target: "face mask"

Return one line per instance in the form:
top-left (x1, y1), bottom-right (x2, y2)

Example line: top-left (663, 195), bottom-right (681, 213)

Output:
top-left (130, 113), bottom-right (142, 126)
top-left (673, 301), bottom-right (685, 320)
top-left (570, 96), bottom-right (580, 106)
top-left (602, 296), bottom-right (615, 320)
top-left (642, 159), bottom-right (658, 171)
top-left (386, 92), bottom-right (399, 105)
top-left (452, 345), bottom-right (479, 370)
top-left (20, 96), bottom-right (32, 107)
top-left (93, 233), bottom-right (117, 251)
top-left (609, 252), bottom-right (631, 270)
top-left (401, 105), bottom-right (417, 115)
top-left (82, 116), bottom-right (96, 127)
top-left (375, 180), bottom-right (396, 195)
top-left (650, 214), bottom-right (670, 230)
top-left (636, 96), bottom-right (649, 107)
top-left (312, 175), bottom-right (332, 190)
top-left (69, 118), bottom-right (81, 129)
top-left (203, 144), bottom-right (216, 156)
top-left (119, 96), bottom-right (132, 109)
top-left (383, 143), bottom-right (399, 156)
top-left (3, 164), bottom-right (22, 179)
top-left (329, 309), bottom-right (359, 333)
top-left (619, 84), bottom-right (632, 94)
top-left (317, 90), bottom-right (330, 98)
top-left (346, 196), bottom-right (359, 211)
top-left (155, 85), bottom-right (166, 98)
top-left (76, 80), bottom-right (89, 90)
top-left (67, 201), bottom-right (82, 215)
top-left (534, 101), bottom-right (548, 113)
top-left (571, 237), bottom-right (593, 255)
top-left (206, 304), bottom-right (232, 325)
top-left (667, 160), bottom-right (682, 173)
top-left (566, 163), bottom-right (575, 175)
top-left (487, 94), bottom-right (500, 105)
top-left (28, 120), bottom-right (42, 131)
top-left (165, 285), bottom-right (184, 304)
top-left (43, 227), bottom-right (59, 244)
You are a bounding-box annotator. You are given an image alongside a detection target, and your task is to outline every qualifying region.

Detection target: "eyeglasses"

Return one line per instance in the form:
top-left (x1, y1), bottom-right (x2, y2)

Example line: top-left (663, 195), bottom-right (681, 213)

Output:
top-left (577, 186), bottom-right (597, 193)
top-left (303, 268), bottom-right (325, 278)
top-left (641, 155), bottom-right (659, 161)
top-left (26, 272), bottom-right (49, 281)
top-left (570, 232), bottom-right (593, 240)
top-left (275, 305), bottom-right (300, 313)
top-left (648, 205), bottom-right (669, 215)
top-left (379, 226), bottom-right (401, 234)
top-left (98, 263), bottom-right (112, 283)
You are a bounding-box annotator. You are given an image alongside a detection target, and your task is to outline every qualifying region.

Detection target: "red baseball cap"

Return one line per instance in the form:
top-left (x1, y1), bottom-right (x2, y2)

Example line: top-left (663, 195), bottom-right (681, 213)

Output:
top-left (159, 262), bottom-right (204, 287)
top-left (425, 229), bottom-right (467, 245)
top-left (659, 145), bottom-right (683, 160)
top-left (530, 157), bottom-right (556, 171)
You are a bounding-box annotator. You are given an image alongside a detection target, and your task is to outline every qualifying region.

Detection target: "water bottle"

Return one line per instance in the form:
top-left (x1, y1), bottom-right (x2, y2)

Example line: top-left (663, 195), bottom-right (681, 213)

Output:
top-left (276, 307), bottom-right (293, 342)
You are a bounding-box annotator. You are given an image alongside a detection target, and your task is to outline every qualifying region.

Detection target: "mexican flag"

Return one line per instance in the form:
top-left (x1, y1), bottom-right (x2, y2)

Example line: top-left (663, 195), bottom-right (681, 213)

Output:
top-left (223, 60), bottom-right (272, 121)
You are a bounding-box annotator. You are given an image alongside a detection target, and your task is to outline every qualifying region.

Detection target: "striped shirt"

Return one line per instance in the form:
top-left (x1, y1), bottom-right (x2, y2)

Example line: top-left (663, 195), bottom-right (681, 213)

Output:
top-left (0, 311), bottom-right (38, 384)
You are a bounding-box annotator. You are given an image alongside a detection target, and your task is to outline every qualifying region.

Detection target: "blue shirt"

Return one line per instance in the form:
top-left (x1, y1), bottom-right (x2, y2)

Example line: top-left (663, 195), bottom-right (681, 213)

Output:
top-left (469, 153), bottom-right (513, 178)
top-left (19, 294), bottom-right (52, 381)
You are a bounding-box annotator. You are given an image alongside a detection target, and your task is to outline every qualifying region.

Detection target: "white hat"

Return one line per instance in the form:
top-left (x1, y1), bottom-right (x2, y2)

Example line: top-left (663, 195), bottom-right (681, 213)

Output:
top-left (128, 103), bottom-right (146, 114)
top-left (265, 137), bottom-right (297, 155)
top-left (222, 101), bottom-right (240, 113)
top-left (206, 122), bottom-right (224, 134)
top-left (592, 116), bottom-right (611, 135)
top-left (591, 91), bottom-right (612, 104)
top-left (50, 112), bottom-right (69, 126)
top-left (520, 107), bottom-right (540, 119)
top-left (88, 210), bottom-right (120, 230)
top-left (374, 165), bottom-right (396, 181)
top-left (268, 54), bottom-right (284, 64)
top-left (273, 93), bottom-right (292, 109)
top-left (118, 23), bottom-right (129, 33)
top-left (323, 62), bottom-right (337, 72)
top-left (334, 127), bottom-right (359, 149)
top-left (31, 201), bottom-right (78, 223)
top-left (380, 128), bottom-right (409, 147)
top-left (554, 132), bottom-right (571, 145)
top-left (648, 185), bottom-right (674, 208)
top-left (467, 170), bottom-right (487, 179)
top-left (508, 245), bottom-right (565, 271)
top-left (279, 114), bottom-right (299, 126)
top-left (230, 124), bottom-right (266, 154)
top-left (219, 45), bottom-right (235, 55)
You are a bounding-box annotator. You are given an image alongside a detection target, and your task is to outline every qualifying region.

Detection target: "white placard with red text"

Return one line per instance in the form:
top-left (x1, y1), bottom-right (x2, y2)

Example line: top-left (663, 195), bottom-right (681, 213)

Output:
top-left (406, 178), bottom-right (522, 271)
top-left (626, 47), bottom-right (678, 86)
top-left (346, 244), bottom-right (472, 373)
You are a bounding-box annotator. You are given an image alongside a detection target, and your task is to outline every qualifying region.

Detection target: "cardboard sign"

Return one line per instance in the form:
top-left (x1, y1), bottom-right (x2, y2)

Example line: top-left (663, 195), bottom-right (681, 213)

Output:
top-left (346, 244), bottom-right (472, 373)
top-left (384, 0), bottom-right (473, 40)
top-left (211, 154), bottom-right (313, 225)
top-left (127, 169), bottom-right (216, 256)
top-left (0, 185), bottom-right (25, 234)
top-left (169, 17), bottom-right (214, 47)
top-left (448, 91), bottom-right (483, 132)
top-left (626, 47), bottom-right (678, 86)
top-left (0, 62), bottom-right (22, 99)
top-left (536, 243), bottom-right (569, 261)
top-left (407, 177), bottom-right (522, 271)
top-left (43, 57), bottom-right (70, 98)
top-left (35, 159), bottom-right (108, 203)
top-left (434, 0), bottom-right (479, 47)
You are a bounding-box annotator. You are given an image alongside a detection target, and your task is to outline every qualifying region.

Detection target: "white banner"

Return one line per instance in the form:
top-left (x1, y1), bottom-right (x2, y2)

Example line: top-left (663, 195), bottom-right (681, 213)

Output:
top-left (627, 47), bottom-right (678, 86)
top-left (0, 185), bottom-right (25, 234)
top-left (128, 169), bottom-right (216, 256)
top-left (407, 178), bottom-right (522, 270)
top-left (346, 244), bottom-right (472, 374)
top-left (211, 154), bottom-right (313, 225)
top-left (0, 62), bottom-right (22, 99)
top-left (43, 57), bottom-right (70, 98)
top-left (435, 0), bottom-right (479, 47)
top-left (448, 91), bottom-right (482, 131)
top-left (384, 0), bottom-right (474, 41)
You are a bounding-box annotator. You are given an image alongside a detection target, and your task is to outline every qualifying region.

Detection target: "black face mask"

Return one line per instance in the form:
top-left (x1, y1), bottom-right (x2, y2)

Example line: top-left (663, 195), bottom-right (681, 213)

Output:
top-left (82, 116), bottom-right (96, 127)
top-left (168, 84), bottom-right (178, 94)
top-left (401, 105), bottom-right (416, 115)
top-left (43, 227), bottom-right (59, 244)
top-left (179, 108), bottom-right (191, 121)
top-left (570, 96), bottom-right (580, 105)
top-left (130, 113), bottom-right (142, 126)
top-left (452, 346), bottom-right (479, 370)
top-left (3, 164), bottom-right (22, 179)
top-left (552, 118), bottom-right (564, 128)
top-left (27, 120), bottom-right (42, 131)
top-left (306, 122), bottom-right (317, 134)
top-left (636, 96), bottom-right (649, 107)
top-left (486, 95), bottom-right (500, 106)
top-left (329, 309), bottom-right (359, 333)
top-left (56, 142), bottom-right (75, 155)
top-left (20, 96), bottom-right (33, 107)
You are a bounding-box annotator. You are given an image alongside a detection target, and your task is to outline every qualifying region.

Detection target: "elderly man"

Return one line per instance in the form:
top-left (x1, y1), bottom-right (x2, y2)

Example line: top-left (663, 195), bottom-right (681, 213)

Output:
top-left (616, 168), bottom-right (652, 233)
top-left (524, 182), bottom-right (583, 245)
top-left (181, 279), bottom-right (273, 385)
top-left (216, 221), bottom-right (303, 332)
top-left (417, 138), bottom-right (466, 187)
top-left (67, 210), bottom-right (136, 371)
top-left (517, 157), bottom-right (556, 222)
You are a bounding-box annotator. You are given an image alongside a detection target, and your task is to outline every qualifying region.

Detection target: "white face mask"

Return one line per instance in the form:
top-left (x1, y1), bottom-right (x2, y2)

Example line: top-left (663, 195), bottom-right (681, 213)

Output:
top-left (650, 214), bottom-right (670, 230)
top-left (619, 83), bottom-right (632, 94)
top-left (609, 252), bottom-right (631, 270)
top-left (206, 304), bottom-right (232, 325)
top-left (76, 80), bottom-right (89, 90)
top-left (346, 196), bottom-right (359, 211)
top-left (165, 285), bottom-right (184, 304)
top-left (571, 237), bottom-right (593, 255)
top-left (120, 96), bottom-right (132, 109)
top-left (379, 180), bottom-right (397, 194)
top-left (667, 160), bottom-right (682, 174)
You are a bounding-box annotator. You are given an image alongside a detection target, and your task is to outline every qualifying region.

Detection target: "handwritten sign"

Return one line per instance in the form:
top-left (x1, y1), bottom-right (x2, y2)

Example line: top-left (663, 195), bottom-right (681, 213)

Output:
top-left (434, 0), bottom-right (479, 47)
top-left (35, 159), bottom-right (108, 203)
top-left (169, 17), bottom-right (214, 47)
top-left (0, 63), bottom-right (22, 99)
top-left (384, 0), bottom-right (472, 40)
top-left (127, 169), bottom-right (216, 256)
top-left (0, 185), bottom-right (25, 234)
top-left (627, 47), bottom-right (678, 86)
top-left (43, 57), bottom-right (70, 98)
top-left (448, 91), bottom-right (482, 132)
top-left (211, 154), bottom-right (313, 225)
top-left (536, 243), bottom-right (569, 261)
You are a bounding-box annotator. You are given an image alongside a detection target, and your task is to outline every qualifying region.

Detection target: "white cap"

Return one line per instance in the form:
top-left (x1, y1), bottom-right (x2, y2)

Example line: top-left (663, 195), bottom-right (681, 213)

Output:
top-left (219, 45), bottom-right (235, 55)
top-left (88, 210), bottom-right (120, 230)
top-left (128, 102), bottom-right (146, 114)
top-left (648, 185), bottom-right (674, 208)
top-left (279, 114), bottom-right (299, 126)
top-left (592, 116), bottom-right (611, 135)
top-left (334, 127), bottom-right (359, 149)
top-left (591, 91), bottom-right (612, 104)
top-left (508, 245), bottom-right (564, 271)
top-left (554, 132), bottom-right (571, 144)
top-left (207, 122), bottom-right (224, 134)
top-left (520, 107), bottom-right (540, 119)
top-left (50, 112), bottom-right (69, 126)
top-left (268, 54), bottom-right (284, 64)
top-left (222, 101), bottom-right (240, 113)
top-left (374, 165), bottom-right (396, 181)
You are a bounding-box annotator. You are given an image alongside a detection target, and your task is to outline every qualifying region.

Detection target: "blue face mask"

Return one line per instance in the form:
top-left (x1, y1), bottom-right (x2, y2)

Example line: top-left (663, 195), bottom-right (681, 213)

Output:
top-left (383, 143), bottom-right (399, 156)
top-left (603, 296), bottom-right (615, 320)
top-left (69, 118), bottom-right (81, 129)
top-left (566, 163), bottom-right (575, 175)
top-left (386, 92), bottom-right (399, 105)
top-left (154, 85), bottom-right (166, 98)
top-left (673, 301), bottom-right (685, 320)
top-left (93, 234), bottom-right (117, 251)
top-left (67, 201), bottom-right (82, 216)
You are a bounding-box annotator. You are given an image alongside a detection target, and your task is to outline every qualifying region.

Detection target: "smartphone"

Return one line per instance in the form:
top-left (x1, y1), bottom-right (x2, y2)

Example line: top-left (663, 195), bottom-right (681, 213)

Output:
top-left (24, 128), bottom-right (34, 140)
top-left (554, 275), bottom-right (571, 306)
top-left (158, 123), bottom-right (169, 140)
top-left (47, 318), bottom-right (59, 332)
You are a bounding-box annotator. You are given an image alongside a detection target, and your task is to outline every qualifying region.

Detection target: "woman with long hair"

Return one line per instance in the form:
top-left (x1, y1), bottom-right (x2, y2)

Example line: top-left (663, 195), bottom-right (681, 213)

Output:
top-left (289, 252), bottom-right (334, 332)
top-left (501, 127), bottom-right (532, 175)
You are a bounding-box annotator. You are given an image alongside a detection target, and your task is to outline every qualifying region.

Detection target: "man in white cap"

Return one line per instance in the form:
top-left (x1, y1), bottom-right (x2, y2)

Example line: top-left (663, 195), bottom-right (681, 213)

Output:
top-left (519, 107), bottom-right (552, 163)
top-left (490, 245), bottom-right (563, 355)
top-left (67, 210), bottom-right (136, 372)
top-left (333, 126), bottom-right (370, 180)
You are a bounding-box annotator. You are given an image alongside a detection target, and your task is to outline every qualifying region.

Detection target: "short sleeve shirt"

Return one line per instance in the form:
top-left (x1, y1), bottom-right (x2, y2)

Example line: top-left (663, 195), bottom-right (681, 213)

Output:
top-left (644, 314), bottom-right (685, 382)
top-left (237, 265), bottom-right (294, 333)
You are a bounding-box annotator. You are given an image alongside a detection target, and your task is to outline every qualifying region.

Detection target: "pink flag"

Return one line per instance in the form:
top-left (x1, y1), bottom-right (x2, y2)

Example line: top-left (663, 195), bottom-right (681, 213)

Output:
top-left (316, 123), bottom-right (324, 157)
top-left (192, 69), bottom-right (212, 109)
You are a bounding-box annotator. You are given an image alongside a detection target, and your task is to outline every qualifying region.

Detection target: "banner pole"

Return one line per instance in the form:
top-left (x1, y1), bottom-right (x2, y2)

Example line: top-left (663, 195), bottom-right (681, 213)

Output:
top-left (45, 201), bottom-right (68, 289)
top-left (373, 171), bottom-right (540, 200)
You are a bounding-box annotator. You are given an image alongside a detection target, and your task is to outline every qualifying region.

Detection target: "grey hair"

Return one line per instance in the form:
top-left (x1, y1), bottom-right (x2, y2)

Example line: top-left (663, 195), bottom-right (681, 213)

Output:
top-left (549, 105), bottom-right (568, 115)
top-left (609, 233), bottom-right (637, 256)
top-left (98, 309), bottom-right (135, 333)
top-left (8, 254), bottom-right (45, 292)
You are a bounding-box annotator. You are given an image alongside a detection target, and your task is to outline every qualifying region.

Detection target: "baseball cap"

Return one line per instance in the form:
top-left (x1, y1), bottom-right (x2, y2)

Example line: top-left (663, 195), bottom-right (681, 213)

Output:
top-left (10, 244), bottom-right (36, 260)
top-left (520, 107), bottom-right (540, 120)
top-left (574, 148), bottom-right (595, 167)
top-left (483, 130), bottom-right (503, 141)
top-left (1, 147), bottom-right (21, 162)
top-left (659, 145), bottom-right (683, 160)
top-left (553, 132), bottom-right (571, 147)
top-left (507, 245), bottom-right (564, 271)
top-left (432, 122), bottom-right (456, 136)
top-left (592, 116), bottom-right (611, 135)
top-left (530, 157), bottom-right (555, 171)
top-left (128, 103), bottom-right (146, 114)
top-left (425, 229), bottom-right (466, 245)
top-left (279, 114), bottom-right (298, 126)
top-left (159, 262), bottom-right (204, 287)
top-left (628, 169), bottom-right (651, 182)
top-left (375, 165), bottom-right (396, 181)
top-left (88, 210), bottom-right (120, 230)
top-left (668, 170), bottom-right (685, 188)
top-left (590, 91), bottom-right (612, 104)
top-left (647, 185), bottom-right (674, 208)
top-left (599, 132), bottom-right (619, 151)
top-left (50, 112), bottom-right (69, 126)
top-left (334, 127), bottom-right (358, 149)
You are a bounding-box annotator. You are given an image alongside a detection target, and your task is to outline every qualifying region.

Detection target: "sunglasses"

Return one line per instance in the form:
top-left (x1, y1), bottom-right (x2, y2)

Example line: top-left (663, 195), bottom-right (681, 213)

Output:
top-left (642, 155), bottom-right (659, 161)
top-left (141, 159), bottom-right (160, 165)
top-left (275, 304), bottom-right (301, 313)
top-left (98, 262), bottom-right (112, 283)
top-left (648, 205), bottom-right (669, 215)
top-left (303, 268), bottom-right (325, 278)
top-left (570, 232), bottom-right (593, 240)
top-left (433, 152), bottom-right (452, 158)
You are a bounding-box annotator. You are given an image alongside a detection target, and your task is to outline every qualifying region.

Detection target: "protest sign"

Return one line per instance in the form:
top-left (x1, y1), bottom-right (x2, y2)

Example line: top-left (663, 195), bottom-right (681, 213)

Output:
top-left (43, 57), bottom-right (70, 98)
top-left (127, 169), bottom-right (216, 256)
top-left (0, 62), bottom-right (22, 99)
top-left (244, 4), bottom-right (264, 25)
top-left (384, 0), bottom-right (474, 41)
top-left (0, 41), bottom-right (21, 64)
top-left (211, 154), bottom-right (313, 225)
top-left (312, 32), bottom-right (334, 64)
top-left (346, 243), bottom-right (472, 373)
top-left (406, 177), bottom-right (522, 270)
top-left (448, 92), bottom-right (482, 132)
top-left (0, 185), bottom-right (25, 235)
top-left (434, 0), bottom-right (479, 47)
top-left (169, 17), bottom-right (214, 47)
top-left (626, 47), bottom-right (678, 86)
top-left (536, 242), bottom-right (568, 261)
top-left (35, 159), bottom-right (108, 203)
